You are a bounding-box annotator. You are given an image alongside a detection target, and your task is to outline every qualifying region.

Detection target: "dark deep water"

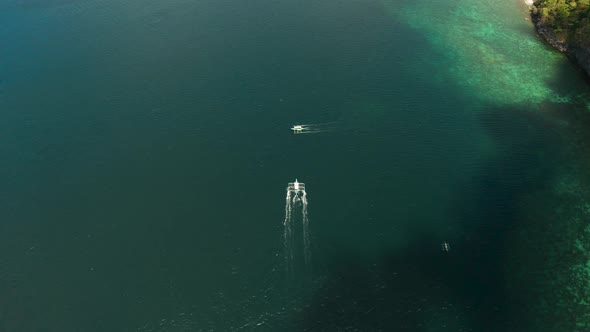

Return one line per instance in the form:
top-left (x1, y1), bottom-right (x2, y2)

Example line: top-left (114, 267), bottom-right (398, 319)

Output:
top-left (1, 0), bottom-right (590, 330)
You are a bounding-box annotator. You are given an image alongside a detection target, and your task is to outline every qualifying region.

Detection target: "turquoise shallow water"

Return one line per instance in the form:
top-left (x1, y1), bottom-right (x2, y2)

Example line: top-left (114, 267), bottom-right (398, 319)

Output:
top-left (1, 0), bottom-right (590, 330)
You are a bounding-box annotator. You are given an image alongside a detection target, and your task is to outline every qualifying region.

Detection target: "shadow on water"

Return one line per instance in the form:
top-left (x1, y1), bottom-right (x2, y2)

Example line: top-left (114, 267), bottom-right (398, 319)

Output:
top-left (290, 104), bottom-right (565, 332)
top-left (542, 47), bottom-right (590, 100)
top-left (448, 105), bottom-right (565, 331)
top-left (505, 100), bottom-right (590, 331)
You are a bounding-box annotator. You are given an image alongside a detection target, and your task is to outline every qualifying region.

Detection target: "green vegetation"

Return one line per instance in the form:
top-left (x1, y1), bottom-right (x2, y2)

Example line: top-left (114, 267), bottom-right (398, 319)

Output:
top-left (534, 0), bottom-right (590, 44)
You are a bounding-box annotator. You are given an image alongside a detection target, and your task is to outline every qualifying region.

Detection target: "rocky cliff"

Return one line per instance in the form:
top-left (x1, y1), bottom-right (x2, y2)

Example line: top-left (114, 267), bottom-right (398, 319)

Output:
top-left (530, 0), bottom-right (590, 77)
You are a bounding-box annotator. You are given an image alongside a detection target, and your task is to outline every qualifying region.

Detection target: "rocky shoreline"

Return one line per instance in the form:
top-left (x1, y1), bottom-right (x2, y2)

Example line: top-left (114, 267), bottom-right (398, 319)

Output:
top-left (530, 1), bottom-right (590, 78)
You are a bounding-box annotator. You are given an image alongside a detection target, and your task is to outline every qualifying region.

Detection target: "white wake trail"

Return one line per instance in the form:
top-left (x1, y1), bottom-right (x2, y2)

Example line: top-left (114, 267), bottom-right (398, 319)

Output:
top-left (301, 191), bottom-right (311, 265)
top-left (283, 180), bottom-right (312, 276)
top-left (283, 190), bottom-right (294, 275)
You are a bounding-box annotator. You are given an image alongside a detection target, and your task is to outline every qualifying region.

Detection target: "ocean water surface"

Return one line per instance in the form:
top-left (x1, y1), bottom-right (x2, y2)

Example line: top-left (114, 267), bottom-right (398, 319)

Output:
top-left (1, 0), bottom-right (590, 330)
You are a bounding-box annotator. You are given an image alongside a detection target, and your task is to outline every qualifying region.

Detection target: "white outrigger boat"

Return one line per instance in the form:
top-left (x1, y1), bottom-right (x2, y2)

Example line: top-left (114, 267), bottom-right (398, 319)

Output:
top-left (291, 125), bottom-right (304, 134)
